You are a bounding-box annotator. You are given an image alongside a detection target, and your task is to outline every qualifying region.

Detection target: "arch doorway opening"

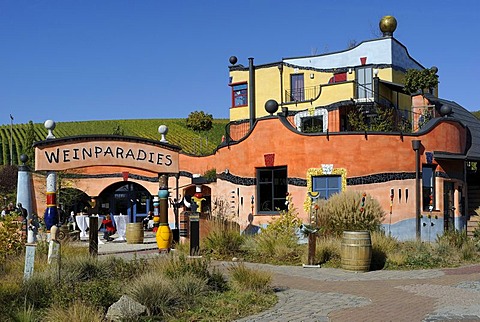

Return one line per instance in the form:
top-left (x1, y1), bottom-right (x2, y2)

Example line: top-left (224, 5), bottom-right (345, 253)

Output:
top-left (98, 182), bottom-right (152, 223)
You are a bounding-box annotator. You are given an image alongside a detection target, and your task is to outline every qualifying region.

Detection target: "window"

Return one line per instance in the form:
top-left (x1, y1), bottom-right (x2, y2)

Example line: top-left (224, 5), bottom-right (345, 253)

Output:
top-left (290, 74), bottom-right (304, 101)
top-left (356, 67), bottom-right (373, 100)
top-left (294, 108), bottom-right (328, 132)
top-left (301, 116), bottom-right (323, 133)
top-left (257, 167), bottom-right (288, 213)
top-left (231, 83), bottom-right (248, 107)
top-left (312, 175), bottom-right (342, 199)
top-left (422, 166), bottom-right (436, 211)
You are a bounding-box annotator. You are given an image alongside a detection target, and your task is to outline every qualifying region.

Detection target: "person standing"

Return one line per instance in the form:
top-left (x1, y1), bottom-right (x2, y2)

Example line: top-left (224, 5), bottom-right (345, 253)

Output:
top-left (17, 203), bottom-right (28, 221)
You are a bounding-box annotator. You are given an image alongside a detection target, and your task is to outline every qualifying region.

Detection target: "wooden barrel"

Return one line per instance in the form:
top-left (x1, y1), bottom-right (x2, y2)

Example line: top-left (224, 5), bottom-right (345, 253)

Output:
top-left (341, 231), bottom-right (372, 272)
top-left (179, 211), bottom-right (189, 237)
top-left (126, 223), bottom-right (144, 244)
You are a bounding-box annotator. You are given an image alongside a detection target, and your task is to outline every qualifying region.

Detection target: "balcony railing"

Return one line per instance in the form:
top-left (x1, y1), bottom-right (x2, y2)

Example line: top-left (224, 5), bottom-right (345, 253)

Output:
top-left (285, 85), bottom-right (321, 103)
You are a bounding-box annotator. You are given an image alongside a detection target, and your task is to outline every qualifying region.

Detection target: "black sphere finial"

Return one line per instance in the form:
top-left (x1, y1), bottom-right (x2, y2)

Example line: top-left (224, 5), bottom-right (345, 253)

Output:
top-left (265, 99), bottom-right (279, 115)
top-left (20, 154), bottom-right (28, 165)
top-left (229, 56), bottom-right (238, 65)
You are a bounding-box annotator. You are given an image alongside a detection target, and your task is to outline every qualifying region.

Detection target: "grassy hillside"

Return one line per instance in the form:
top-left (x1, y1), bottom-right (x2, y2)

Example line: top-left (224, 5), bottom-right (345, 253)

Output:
top-left (0, 118), bottom-right (229, 165)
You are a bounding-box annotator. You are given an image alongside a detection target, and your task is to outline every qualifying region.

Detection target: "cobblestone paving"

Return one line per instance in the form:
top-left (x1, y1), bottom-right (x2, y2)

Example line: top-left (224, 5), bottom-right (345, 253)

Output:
top-left (399, 282), bottom-right (480, 321)
top-left (230, 263), bottom-right (480, 322)
top-left (236, 289), bottom-right (371, 322)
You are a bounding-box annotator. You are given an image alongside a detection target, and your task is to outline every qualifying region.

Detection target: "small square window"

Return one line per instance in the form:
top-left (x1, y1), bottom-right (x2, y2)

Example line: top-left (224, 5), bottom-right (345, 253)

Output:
top-left (231, 83), bottom-right (248, 107)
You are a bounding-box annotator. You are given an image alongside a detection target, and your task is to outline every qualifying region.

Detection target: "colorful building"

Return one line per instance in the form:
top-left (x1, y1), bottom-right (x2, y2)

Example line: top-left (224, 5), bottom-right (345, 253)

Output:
top-left (31, 16), bottom-right (480, 242)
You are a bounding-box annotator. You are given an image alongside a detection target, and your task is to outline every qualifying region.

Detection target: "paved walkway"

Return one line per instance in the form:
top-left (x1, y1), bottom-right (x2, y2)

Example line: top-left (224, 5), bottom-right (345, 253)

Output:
top-left (94, 234), bottom-right (480, 321)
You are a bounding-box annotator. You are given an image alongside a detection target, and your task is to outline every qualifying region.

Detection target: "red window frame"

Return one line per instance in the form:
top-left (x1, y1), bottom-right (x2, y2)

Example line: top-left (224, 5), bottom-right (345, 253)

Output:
top-left (230, 82), bottom-right (248, 108)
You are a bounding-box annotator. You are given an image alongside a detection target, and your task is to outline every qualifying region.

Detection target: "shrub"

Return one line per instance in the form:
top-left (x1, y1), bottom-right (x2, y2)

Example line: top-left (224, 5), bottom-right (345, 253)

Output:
top-left (159, 254), bottom-right (227, 291)
top-left (102, 255), bottom-right (149, 280)
top-left (11, 305), bottom-right (38, 322)
top-left (54, 279), bottom-right (120, 310)
top-left (60, 254), bottom-right (110, 283)
top-left (127, 272), bottom-right (177, 317)
top-left (323, 191), bottom-right (385, 237)
top-left (371, 231), bottom-right (399, 270)
top-left (402, 241), bottom-right (443, 269)
top-left (43, 299), bottom-right (104, 322)
top-left (246, 232), bottom-right (304, 265)
top-left (228, 263), bottom-right (272, 293)
top-left (21, 271), bottom-right (55, 309)
top-left (311, 236), bottom-right (341, 266)
top-left (436, 229), bottom-right (469, 248)
top-left (173, 272), bottom-right (209, 305)
top-left (245, 196), bottom-right (305, 265)
top-left (0, 216), bottom-right (25, 268)
top-left (162, 254), bottom-right (210, 280)
top-left (203, 220), bottom-right (244, 259)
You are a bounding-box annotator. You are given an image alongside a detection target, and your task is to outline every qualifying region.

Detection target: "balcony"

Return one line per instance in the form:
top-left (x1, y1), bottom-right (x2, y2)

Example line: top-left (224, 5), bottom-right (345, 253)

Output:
top-left (285, 85), bottom-right (321, 103)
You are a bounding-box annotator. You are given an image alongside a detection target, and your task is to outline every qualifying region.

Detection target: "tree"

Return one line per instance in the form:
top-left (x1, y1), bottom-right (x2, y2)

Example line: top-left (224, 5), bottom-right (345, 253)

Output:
top-left (186, 111), bottom-right (213, 155)
top-left (186, 111), bottom-right (213, 133)
top-left (0, 165), bottom-right (18, 200)
top-left (22, 121), bottom-right (35, 168)
top-left (403, 68), bottom-right (439, 95)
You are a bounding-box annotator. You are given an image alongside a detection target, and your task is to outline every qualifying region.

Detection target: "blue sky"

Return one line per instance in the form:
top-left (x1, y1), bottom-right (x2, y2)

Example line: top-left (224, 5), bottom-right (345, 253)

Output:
top-left (1, 0), bottom-right (479, 125)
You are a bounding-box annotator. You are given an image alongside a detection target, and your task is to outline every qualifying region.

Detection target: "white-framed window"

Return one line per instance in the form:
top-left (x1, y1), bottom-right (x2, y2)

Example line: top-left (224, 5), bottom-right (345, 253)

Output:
top-left (294, 108), bottom-right (328, 132)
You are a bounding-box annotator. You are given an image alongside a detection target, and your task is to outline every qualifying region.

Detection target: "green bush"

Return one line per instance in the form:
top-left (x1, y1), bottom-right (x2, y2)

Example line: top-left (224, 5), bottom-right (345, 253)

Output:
top-left (21, 271), bottom-right (55, 310)
top-left (127, 272), bottom-right (178, 317)
top-left (54, 279), bottom-right (120, 310)
top-left (371, 231), bottom-right (399, 270)
top-left (60, 254), bottom-right (110, 283)
top-left (203, 221), bottom-right (245, 259)
top-left (322, 190), bottom-right (385, 237)
top-left (43, 300), bottom-right (104, 322)
top-left (436, 229), bottom-right (468, 248)
top-left (228, 263), bottom-right (272, 293)
top-left (244, 198), bottom-right (305, 265)
top-left (173, 272), bottom-right (209, 305)
top-left (312, 237), bottom-right (341, 266)
top-left (0, 216), bottom-right (25, 269)
top-left (159, 254), bottom-right (227, 291)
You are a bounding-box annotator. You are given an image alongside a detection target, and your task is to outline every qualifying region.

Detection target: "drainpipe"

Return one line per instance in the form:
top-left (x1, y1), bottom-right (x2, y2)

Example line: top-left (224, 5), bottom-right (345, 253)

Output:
top-left (278, 63), bottom-right (284, 106)
top-left (412, 140), bottom-right (422, 241)
top-left (249, 57), bottom-right (256, 129)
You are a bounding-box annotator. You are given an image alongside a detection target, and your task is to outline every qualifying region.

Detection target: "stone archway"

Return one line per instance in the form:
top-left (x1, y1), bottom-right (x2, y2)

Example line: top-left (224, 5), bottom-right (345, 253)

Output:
top-left (98, 181), bottom-right (152, 223)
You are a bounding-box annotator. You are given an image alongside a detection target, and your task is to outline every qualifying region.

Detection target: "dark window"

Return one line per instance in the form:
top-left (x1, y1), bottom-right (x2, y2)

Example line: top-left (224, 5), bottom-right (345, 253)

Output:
top-left (301, 116), bottom-right (323, 133)
top-left (356, 67), bottom-right (373, 100)
top-left (257, 167), bottom-right (288, 213)
top-left (290, 74), bottom-right (304, 101)
top-left (312, 175), bottom-right (341, 199)
top-left (231, 83), bottom-right (248, 107)
top-left (422, 166), bottom-right (436, 211)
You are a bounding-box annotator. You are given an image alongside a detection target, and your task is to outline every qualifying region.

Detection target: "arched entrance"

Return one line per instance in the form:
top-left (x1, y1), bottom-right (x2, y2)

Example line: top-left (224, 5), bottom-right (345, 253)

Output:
top-left (98, 182), bottom-right (152, 223)
top-left (58, 187), bottom-right (90, 215)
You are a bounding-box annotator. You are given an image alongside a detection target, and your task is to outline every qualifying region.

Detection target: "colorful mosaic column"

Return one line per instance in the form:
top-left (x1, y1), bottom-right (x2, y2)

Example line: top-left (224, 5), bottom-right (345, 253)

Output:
top-left (152, 196), bottom-right (160, 232)
top-left (44, 171), bottom-right (58, 231)
top-left (43, 120), bottom-right (58, 233)
top-left (156, 175), bottom-right (172, 252)
top-left (190, 181), bottom-right (205, 256)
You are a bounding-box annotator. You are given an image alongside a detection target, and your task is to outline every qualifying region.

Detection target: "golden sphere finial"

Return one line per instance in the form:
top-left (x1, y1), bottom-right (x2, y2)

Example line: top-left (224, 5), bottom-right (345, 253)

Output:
top-left (379, 15), bottom-right (397, 37)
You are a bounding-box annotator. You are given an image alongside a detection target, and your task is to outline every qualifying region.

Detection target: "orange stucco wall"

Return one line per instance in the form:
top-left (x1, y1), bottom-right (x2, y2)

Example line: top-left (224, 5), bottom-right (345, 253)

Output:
top-left (30, 114), bottom-right (467, 234)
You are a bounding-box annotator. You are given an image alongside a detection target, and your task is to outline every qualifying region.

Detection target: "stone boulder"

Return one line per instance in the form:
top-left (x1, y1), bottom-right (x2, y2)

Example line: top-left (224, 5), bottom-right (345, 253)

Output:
top-left (105, 295), bottom-right (147, 321)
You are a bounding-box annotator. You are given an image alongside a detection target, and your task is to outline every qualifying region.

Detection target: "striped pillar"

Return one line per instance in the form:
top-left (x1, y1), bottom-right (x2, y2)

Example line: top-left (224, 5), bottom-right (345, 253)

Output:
top-left (156, 174), bottom-right (172, 252)
top-left (44, 171), bottom-right (58, 231)
top-left (152, 196), bottom-right (160, 232)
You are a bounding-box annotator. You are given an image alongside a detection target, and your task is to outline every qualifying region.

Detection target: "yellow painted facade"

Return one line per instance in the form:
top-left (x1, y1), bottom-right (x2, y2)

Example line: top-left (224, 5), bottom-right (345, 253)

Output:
top-left (229, 63), bottom-right (416, 122)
